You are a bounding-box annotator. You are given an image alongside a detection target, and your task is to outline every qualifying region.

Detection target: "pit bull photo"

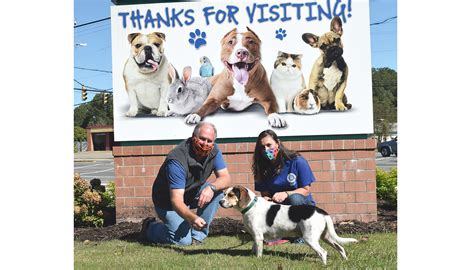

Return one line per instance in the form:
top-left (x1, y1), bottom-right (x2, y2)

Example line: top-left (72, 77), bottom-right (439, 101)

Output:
top-left (184, 27), bottom-right (286, 128)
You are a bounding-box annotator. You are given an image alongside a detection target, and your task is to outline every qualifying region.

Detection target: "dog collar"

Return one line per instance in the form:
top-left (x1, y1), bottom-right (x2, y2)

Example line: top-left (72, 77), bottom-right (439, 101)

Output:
top-left (240, 196), bottom-right (258, 215)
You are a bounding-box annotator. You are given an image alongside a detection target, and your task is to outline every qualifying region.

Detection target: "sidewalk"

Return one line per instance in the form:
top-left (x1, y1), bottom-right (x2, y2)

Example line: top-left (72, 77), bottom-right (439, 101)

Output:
top-left (74, 150), bottom-right (113, 161)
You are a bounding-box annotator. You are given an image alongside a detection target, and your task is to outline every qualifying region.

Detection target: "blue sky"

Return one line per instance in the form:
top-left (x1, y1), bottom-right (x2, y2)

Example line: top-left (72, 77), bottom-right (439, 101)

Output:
top-left (74, 0), bottom-right (397, 106)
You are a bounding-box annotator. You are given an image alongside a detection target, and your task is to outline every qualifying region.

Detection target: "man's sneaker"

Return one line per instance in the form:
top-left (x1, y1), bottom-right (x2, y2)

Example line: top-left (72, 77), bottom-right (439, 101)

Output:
top-left (192, 238), bottom-right (203, 245)
top-left (138, 217), bottom-right (155, 242)
top-left (264, 239), bottom-right (289, 246)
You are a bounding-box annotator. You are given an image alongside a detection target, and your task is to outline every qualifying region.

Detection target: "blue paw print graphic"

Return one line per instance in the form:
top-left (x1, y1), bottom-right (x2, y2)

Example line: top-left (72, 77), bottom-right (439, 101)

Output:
top-left (275, 28), bottom-right (287, 41)
top-left (189, 29), bottom-right (207, 49)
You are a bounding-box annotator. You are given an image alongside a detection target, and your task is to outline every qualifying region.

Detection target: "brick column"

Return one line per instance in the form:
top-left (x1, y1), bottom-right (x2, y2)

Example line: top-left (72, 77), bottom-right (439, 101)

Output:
top-left (113, 138), bottom-right (377, 223)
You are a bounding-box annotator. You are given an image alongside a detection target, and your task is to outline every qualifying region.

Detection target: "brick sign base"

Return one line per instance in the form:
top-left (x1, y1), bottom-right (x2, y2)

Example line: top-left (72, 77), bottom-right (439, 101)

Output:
top-left (113, 138), bottom-right (377, 223)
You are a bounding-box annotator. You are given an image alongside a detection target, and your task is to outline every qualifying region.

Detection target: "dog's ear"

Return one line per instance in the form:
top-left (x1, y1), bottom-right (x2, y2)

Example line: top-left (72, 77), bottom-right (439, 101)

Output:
top-left (222, 28), bottom-right (237, 40)
top-left (302, 33), bottom-right (319, 48)
top-left (128, 33), bottom-right (141, 44)
top-left (330, 16), bottom-right (343, 36)
top-left (232, 187), bottom-right (241, 200)
top-left (236, 186), bottom-right (251, 209)
top-left (153, 32), bottom-right (166, 41)
top-left (246, 26), bottom-right (261, 43)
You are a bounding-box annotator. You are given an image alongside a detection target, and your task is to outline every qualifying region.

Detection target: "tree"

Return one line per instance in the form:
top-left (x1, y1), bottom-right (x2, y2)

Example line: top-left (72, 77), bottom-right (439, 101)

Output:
top-left (74, 126), bottom-right (87, 152)
top-left (372, 68), bottom-right (397, 141)
top-left (74, 93), bottom-right (113, 129)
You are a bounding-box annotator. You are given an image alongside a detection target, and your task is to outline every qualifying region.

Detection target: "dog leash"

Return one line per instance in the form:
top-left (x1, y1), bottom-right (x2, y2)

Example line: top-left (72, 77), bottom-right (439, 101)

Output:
top-left (240, 196), bottom-right (258, 214)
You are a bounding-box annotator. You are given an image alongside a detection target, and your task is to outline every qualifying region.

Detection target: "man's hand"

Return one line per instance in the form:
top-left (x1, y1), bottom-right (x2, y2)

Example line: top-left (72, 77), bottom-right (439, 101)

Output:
top-left (191, 216), bottom-right (207, 231)
top-left (197, 186), bottom-right (214, 208)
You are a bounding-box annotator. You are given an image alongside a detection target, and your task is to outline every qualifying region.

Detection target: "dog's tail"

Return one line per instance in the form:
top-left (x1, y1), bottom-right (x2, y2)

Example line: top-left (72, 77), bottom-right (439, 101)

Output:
top-left (324, 215), bottom-right (358, 245)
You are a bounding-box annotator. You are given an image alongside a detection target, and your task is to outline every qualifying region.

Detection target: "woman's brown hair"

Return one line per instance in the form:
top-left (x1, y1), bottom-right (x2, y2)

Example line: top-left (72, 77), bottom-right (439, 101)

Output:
top-left (252, 130), bottom-right (299, 183)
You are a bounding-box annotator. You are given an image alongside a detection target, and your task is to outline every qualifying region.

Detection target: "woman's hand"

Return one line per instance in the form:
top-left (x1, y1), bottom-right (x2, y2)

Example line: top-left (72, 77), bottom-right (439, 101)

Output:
top-left (272, 192), bottom-right (289, 203)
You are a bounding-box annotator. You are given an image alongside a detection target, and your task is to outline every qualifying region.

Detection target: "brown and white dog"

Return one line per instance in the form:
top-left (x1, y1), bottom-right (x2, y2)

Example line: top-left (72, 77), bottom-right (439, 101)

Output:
top-left (123, 32), bottom-right (175, 117)
top-left (302, 17), bottom-right (352, 111)
top-left (219, 186), bottom-right (358, 265)
top-left (185, 27), bottom-right (286, 128)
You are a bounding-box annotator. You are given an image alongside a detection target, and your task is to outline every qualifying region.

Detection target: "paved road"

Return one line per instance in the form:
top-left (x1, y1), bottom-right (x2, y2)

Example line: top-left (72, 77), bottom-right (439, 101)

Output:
top-left (74, 160), bottom-right (115, 184)
top-left (375, 152), bottom-right (397, 171)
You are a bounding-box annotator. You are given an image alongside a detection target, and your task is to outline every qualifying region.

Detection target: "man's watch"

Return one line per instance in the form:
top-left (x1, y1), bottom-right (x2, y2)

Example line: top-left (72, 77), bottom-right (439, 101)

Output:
top-left (209, 184), bottom-right (217, 192)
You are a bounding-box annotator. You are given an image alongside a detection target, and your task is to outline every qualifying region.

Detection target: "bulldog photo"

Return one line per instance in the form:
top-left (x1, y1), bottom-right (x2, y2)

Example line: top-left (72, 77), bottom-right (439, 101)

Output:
top-left (123, 32), bottom-right (175, 117)
top-left (184, 27), bottom-right (286, 128)
top-left (302, 16), bottom-right (352, 111)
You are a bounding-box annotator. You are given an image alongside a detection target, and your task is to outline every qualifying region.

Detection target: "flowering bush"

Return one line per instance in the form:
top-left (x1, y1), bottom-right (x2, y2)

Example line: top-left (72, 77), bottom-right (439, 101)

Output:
top-left (74, 173), bottom-right (115, 227)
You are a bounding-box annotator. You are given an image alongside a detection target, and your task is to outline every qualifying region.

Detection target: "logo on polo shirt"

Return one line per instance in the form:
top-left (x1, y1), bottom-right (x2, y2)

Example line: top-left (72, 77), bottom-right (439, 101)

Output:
top-left (287, 173), bottom-right (297, 187)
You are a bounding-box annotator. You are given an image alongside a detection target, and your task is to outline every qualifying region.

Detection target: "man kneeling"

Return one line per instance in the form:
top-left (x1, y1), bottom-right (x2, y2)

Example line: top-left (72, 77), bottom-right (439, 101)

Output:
top-left (140, 122), bottom-right (231, 245)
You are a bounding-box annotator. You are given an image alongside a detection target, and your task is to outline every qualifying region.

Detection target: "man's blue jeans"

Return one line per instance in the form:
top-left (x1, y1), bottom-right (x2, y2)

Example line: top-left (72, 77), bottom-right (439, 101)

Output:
top-left (146, 182), bottom-right (223, 245)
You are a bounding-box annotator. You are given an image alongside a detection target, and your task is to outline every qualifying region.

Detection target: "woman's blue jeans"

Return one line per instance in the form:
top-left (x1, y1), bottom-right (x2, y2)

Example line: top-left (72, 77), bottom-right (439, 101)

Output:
top-left (283, 193), bottom-right (315, 206)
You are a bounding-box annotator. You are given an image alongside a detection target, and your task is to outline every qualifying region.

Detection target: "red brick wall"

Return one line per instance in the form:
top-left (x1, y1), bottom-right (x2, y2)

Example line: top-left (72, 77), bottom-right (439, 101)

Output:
top-left (113, 138), bottom-right (377, 223)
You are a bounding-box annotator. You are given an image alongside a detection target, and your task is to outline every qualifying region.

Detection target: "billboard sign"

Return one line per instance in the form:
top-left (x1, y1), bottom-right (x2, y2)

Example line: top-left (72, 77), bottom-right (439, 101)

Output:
top-left (111, 0), bottom-right (372, 141)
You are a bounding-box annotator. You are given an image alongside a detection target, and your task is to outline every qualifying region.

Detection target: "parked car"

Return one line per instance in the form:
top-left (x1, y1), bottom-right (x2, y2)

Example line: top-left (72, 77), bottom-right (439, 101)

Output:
top-left (377, 136), bottom-right (397, 157)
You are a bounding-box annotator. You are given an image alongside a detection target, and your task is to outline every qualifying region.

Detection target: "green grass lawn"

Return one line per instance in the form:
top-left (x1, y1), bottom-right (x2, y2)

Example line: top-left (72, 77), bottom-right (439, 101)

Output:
top-left (75, 233), bottom-right (396, 269)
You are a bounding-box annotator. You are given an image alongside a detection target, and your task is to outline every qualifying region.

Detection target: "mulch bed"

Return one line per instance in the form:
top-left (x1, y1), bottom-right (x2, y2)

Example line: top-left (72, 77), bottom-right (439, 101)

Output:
top-left (74, 200), bottom-right (397, 242)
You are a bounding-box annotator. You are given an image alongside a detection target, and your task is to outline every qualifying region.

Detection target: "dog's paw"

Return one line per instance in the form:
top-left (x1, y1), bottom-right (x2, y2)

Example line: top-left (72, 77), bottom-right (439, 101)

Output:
top-left (188, 29), bottom-right (207, 49)
top-left (335, 101), bottom-right (348, 111)
top-left (126, 108), bottom-right (138, 117)
top-left (154, 110), bottom-right (169, 117)
top-left (334, 101), bottom-right (347, 111)
top-left (185, 113), bottom-right (201, 124)
top-left (268, 113), bottom-right (287, 128)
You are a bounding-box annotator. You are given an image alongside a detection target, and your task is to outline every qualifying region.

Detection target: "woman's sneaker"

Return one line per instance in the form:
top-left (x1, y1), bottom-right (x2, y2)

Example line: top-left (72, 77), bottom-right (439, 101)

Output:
top-left (291, 237), bottom-right (305, 244)
top-left (264, 239), bottom-right (289, 246)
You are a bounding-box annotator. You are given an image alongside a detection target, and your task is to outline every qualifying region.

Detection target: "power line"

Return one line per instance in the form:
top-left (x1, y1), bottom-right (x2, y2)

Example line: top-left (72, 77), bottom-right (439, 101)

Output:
top-left (75, 66), bottom-right (112, 73)
top-left (74, 100), bottom-right (96, 107)
top-left (370, 16), bottom-right (397, 26)
top-left (74, 79), bottom-right (112, 92)
top-left (75, 17), bottom-right (110, 28)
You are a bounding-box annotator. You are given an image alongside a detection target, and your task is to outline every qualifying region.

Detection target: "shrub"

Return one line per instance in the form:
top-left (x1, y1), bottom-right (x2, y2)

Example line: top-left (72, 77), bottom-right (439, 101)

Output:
top-left (74, 173), bottom-right (115, 227)
top-left (376, 168), bottom-right (397, 206)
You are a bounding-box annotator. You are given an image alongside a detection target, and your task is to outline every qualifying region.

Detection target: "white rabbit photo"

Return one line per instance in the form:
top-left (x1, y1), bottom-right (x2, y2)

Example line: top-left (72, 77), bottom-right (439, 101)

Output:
top-left (166, 66), bottom-right (212, 116)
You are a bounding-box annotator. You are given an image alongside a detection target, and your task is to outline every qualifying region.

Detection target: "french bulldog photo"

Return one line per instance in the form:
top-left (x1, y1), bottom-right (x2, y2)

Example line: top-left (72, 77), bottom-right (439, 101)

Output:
top-left (302, 16), bottom-right (352, 111)
top-left (123, 32), bottom-right (175, 117)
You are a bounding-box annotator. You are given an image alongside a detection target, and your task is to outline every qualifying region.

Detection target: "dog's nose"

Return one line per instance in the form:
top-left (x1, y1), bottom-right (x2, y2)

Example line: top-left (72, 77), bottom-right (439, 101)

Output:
top-left (219, 200), bottom-right (225, 206)
top-left (144, 46), bottom-right (152, 54)
top-left (236, 49), bottom-right (249, 61)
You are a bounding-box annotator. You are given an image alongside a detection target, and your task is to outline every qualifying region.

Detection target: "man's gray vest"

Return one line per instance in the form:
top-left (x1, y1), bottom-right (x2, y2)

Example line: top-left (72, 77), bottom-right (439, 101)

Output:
top-left (152, 138), bottom-right (219, 208)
